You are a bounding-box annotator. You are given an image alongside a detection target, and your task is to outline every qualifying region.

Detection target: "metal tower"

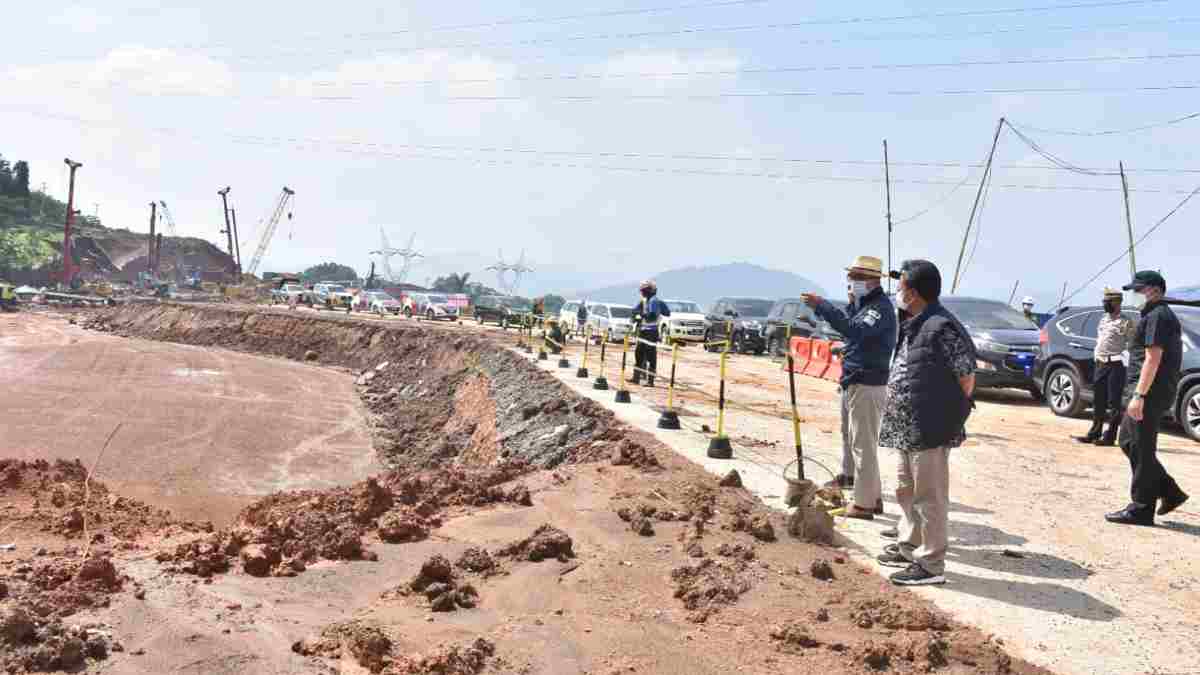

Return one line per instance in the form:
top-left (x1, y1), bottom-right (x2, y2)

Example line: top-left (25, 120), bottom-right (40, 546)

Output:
top-left (370, 229), bottom-right (423, 284)
top-left (486, 249), bottom-right (534, 296)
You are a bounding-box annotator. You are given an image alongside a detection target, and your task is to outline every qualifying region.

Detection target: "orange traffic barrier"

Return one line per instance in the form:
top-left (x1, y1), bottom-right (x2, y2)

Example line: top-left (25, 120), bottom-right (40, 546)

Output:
top-left (785, 336), bottom-right (813, 373)
top-left (823, 341), bottom-right (845, 382)
top-left (802, 339), bottom-right (832, 379)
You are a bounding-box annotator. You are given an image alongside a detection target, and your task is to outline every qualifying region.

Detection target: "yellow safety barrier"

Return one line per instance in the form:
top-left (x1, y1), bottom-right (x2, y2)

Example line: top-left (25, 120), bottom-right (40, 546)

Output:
top-left (707, 338), bottom-right (734, 459)
top-left (657, 341), bottom-right (681, 430)
top-left (537, 315), bottom-right (549, 361)
top-left (593, 329), bottom-right (611, 390)
top-left (615, 333), bottom-right (632, 403)
top-left (576, 325), bottom-right (592, 378)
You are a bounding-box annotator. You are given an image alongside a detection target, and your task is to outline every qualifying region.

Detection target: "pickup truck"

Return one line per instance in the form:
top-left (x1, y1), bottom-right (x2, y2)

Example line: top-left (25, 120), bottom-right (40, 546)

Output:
top-left (307, 283), bottom-right (356, 309)
top-left (271, 282), bottom-right (306, 305)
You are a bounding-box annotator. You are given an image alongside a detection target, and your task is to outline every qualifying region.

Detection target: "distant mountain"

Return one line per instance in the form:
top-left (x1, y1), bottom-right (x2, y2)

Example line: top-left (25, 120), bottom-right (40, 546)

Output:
top-left (577, 262), bottom-right (827, 308)
top-left (1172, 284), bottom-right (1200, 301)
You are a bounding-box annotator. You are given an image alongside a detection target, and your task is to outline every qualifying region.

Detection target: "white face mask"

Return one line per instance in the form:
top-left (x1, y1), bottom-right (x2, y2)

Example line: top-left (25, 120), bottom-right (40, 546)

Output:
top-left (850, 280), bottom-right (871, 298)
top-left (896, 289), bottom-right (913, 311)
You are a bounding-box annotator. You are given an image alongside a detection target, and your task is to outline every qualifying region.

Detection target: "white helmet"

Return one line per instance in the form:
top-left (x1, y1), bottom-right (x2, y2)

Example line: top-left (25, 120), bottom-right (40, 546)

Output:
top-left (639, 279), bottom-right (657, 292)
top-left (1021, 296), bottom-right (1035, 306)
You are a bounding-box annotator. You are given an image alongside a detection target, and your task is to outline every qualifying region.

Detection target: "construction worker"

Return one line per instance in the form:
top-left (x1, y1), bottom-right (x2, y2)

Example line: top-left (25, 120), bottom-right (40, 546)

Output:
top-left (1021, 296), bottom-right (1037, 324)
top-left (631, 280), bottom-right (670, 386)
top-left (1106, 271), bottom-right (1189, 526)
top-left (0, 283), bottom-right (15, 311)
top-left (576, 301), bottom-right (589, 338)
top-left (1074, 288), bottom-right (1135, 445)
top-left (802, 255), bottom-right (897, 520)
top-left (876, 260), bottom-right (976, 586)
top-left (547, 318), bottom-right (565, 354)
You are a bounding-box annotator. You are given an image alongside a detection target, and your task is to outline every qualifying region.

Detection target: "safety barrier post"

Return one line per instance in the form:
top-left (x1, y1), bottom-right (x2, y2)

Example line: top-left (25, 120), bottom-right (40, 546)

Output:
top-left (707, 339), bottom-right (733, 459)
top-left (537, 315), bottom-right (548, 361)
top-left (615, 333), bottom-right (632, 403)
top-left (576, 325), bottom-right (591, 378)
top-left (593, 330), bottom-right (610, 390)
top-left (657, 341), bottom-right (681, 429)
top-left (556, 334), bottom-right (571, 369)
top-left (787, 341), bottom-right (806, 480)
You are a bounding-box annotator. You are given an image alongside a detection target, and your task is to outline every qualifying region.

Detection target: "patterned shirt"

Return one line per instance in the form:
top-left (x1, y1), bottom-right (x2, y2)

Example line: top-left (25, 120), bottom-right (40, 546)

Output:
top-left (1094, 312), bottom-right (1135, 360)
top-left (879, 322), bottom-right (976, 451)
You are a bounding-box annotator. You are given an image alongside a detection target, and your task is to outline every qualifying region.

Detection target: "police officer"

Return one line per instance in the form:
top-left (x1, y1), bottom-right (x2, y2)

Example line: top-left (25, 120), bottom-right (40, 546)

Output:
top-left (1105, 271), bottom-right (1189, 526)
top-left (1074, 288), bottom-right (1135, 445)
top-left (631, 280), bottom-right (670, 387)
top-left (802, 255), bottom-right (898, 520)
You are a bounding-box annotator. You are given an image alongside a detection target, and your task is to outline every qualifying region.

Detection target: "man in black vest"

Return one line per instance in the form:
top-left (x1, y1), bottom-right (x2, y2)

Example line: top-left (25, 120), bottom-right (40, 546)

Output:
top-left (1106, 271), bottom-right (1189, 525)
top-left (876, 260), bottom-right (976, 586)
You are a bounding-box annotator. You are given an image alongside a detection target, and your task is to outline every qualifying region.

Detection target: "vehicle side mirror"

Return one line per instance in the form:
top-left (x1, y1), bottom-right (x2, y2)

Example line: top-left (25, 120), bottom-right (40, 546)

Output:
top-left (724, 310), bottom-right (736, 317)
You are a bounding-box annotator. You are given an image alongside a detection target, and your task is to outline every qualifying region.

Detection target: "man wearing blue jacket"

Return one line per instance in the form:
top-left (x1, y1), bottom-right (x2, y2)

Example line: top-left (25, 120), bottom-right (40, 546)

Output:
top-left (802, 255), bottom-right (898, 520)
top-left (631, 279), bottom-right (670, 386)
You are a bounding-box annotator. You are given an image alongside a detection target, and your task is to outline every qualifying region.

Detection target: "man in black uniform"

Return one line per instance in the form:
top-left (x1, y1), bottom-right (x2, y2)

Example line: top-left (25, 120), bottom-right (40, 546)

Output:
top-left (1106, 271), bottom-right (1190, 526)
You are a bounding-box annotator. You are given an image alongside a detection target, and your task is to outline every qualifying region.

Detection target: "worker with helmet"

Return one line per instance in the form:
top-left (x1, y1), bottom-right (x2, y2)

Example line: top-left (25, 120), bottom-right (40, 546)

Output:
top-left (631, 280), bottom-right (670, 386)
top-left (1021, 296), bottom-right (1037, 324)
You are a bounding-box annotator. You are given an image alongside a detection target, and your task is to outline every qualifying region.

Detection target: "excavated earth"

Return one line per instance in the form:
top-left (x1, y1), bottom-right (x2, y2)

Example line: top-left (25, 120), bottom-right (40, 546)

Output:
top-left (0, 303), bottom-right (1055, 674)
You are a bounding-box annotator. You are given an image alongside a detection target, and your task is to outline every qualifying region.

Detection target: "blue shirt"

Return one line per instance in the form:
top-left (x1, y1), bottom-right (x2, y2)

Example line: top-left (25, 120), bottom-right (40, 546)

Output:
top-left (813, 287), bottom-right (897, 387)
top-left (634, 295), bottom-right (671, 334)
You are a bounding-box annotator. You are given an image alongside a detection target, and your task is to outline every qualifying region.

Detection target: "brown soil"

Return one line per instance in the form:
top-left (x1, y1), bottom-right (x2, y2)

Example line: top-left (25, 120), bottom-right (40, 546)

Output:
top-left (0, 304), bottom-right (1058, 674)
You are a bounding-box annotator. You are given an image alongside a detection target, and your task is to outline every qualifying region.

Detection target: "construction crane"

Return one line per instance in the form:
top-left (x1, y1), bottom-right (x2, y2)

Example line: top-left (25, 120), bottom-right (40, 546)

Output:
top-left (246, 187), bottom-right (295, 277)
top-left (157, 201), bottom-right (190, 284)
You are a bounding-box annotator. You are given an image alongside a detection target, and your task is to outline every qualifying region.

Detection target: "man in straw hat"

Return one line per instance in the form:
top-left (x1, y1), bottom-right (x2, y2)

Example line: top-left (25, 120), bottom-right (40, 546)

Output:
top-left (802, 255), bottom-right (897, 520)
top-left (1074, 288), bottom-right (1136, 446)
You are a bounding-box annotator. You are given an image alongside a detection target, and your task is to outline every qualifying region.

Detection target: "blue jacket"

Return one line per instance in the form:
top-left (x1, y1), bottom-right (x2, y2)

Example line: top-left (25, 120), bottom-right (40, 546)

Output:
top-left (633, 295), bottom-right (671, 336)
top-left (813, 286), bottom-right (897, 387)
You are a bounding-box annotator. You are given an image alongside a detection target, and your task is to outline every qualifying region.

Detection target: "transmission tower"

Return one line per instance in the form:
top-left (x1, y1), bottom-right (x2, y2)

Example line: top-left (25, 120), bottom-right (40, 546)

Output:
top-left (370, 229), bottom-right (422, 284)
top-left (486, 249), bottom-right (534, 295)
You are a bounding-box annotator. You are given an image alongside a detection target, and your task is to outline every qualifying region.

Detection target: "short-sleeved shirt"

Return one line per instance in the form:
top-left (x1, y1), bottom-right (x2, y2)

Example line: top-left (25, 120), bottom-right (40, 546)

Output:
top-left (879, 321), bottom-right (976, 451)
top-left (1127, 300), bottom-right (1183, 403)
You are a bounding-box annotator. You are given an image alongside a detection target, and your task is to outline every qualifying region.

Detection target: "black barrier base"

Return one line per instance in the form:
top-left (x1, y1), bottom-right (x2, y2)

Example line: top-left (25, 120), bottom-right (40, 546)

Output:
top-left (615, 389), bottom-right (631, 403)
top-left (657, 410), bottom-right (681, 430)
top-left (576, 367), bottom-right (589, 379)
top-left (537, 350), bottom-right (548, 361)
top-left (521, 344), bottom-right (532, 353)
top-left (593, 376), bottom-right (609, 390)
top-left (706, 435), bottom-right (733, 459)
top-left (557, 358), bottom-right (570, 368)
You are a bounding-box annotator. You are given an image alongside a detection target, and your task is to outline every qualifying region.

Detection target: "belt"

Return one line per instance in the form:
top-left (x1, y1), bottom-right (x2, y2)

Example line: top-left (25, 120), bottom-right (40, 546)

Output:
top-left (1095, 355), bottom-right (1124, 363)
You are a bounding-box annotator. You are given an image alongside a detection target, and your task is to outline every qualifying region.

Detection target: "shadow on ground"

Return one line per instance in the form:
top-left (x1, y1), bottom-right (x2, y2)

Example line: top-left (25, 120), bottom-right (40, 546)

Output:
top-left (943, 571), bottom-right (1122, 622)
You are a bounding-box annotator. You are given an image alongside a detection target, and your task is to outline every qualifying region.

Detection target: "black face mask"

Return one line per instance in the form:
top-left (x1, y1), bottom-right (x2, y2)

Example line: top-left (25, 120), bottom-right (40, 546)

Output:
top-left (1103, 300), bottom-right (1118, 314)
top-left (640, 288), bottom-right (653, 298)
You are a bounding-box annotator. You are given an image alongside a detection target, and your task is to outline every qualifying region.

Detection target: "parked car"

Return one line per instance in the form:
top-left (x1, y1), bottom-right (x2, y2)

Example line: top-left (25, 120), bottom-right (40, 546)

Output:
top-left (559, 300), bottom-right (586, 336)
top-left (586, 303), bottom-right (635, 343)
top-left (406, 293), bottom-right (459, 321)
top-left (1034, 303), bottom-right (1200, 442)
top-left (705, 297), bottom-right (773, 354)
top-left (661, 300), bottom-right (707, 345)
top-left (366, 290), bottom-right (403, 316)
top-left (307, 283), bottom-right (355, 309)
top-left (940, 296), bottom-right (1041, 398)
top-left (474, 295), bottom-right (531, 329)
top-left (762, 298), bottom-right (828, 357)
top-left (270, 282), bottom-right (305, 305)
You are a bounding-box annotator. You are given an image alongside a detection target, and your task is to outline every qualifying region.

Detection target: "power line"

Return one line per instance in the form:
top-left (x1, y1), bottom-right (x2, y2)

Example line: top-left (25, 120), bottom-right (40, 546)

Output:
top-left (293, 52), bottom-right (1200, 88)
top-left (891, 171), bottom-right (977, 225)
top-left (1002, 120), bottom-right (1121, 176)
top-left (1006, 111), bottom-right (1200, 136)
top-left (1061, 183), bottom-right (1200, 305)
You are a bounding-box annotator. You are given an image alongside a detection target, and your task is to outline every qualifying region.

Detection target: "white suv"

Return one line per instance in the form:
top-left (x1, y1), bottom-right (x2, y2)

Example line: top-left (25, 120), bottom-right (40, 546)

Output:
top-left (661, 300), bottom-right (707, 344)
top-left (559, 300), bottom-right (589, 336)
top-left (585, 303), bottom-right (635, 343)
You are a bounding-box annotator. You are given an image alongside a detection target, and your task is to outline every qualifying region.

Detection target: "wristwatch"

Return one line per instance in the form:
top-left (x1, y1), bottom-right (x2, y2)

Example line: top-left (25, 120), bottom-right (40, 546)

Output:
top-left (1131, 392), bottom-right (1144, 401)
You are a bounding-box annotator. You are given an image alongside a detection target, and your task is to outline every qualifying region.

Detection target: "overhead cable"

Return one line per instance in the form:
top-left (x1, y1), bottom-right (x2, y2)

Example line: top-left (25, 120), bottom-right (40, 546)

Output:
top-left (1006, 111), bottom-right (1200, 136)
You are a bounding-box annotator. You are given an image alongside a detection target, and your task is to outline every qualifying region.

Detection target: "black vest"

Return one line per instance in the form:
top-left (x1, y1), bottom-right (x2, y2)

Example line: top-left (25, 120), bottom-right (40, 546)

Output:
top-left (896, 303), bottom-right (976, 450)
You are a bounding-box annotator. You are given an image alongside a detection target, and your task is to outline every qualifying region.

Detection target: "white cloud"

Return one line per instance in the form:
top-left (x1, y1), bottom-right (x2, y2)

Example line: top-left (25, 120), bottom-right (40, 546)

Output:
top-left (47, 5), bottom-right (111, 34)
top-left (3, 46), bottom-right (236, 98)
top-left (588, 49), bottom-right (742, 91)
top-left (277, 51), bottom-right (517, 98)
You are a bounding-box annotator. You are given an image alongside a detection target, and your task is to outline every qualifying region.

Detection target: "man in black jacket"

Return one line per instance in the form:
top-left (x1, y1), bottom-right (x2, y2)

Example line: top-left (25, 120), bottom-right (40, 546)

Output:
top-left (803, 255), bottom-right (897, 520)
top-left (875, 260), bottom-right (976, 586)
top-left (1106, 271), bottom-right (1189, 525)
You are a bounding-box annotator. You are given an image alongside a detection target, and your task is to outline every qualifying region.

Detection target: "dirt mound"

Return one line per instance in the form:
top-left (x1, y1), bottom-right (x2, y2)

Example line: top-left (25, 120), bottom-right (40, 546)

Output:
top-left (496, 524), bottom-right (575, 563)
top-left (293, 619), bottom-right (394, 673)
top-left (399, 555), bottom-right (480, 612)
top-left (670, 557), bottom-right (753, 623)
top-left (379, 462), bottom-right (533, 516)
top-left (714, 542), bottom-right (756, 561)
top-left (0, 605), bottom-right (118, 673)
top-left (728, 506), bottom-right (777, 542)
top-left (770, 622), bottom-right (823, 653)
top-left (810, 559), bottom-right (836, 581)
top-left (377, 509), bottom-right (432, 543)
top-left (850, 598), bottom-right (951, 631)
top-left (389, 638), bottom-right (496, 675)
top-left (609, 439), bottom-right (661, 470)
top-left (456, 547), bottom-right (501, 577)
top-left (6, 553), bottom-right (126, 620)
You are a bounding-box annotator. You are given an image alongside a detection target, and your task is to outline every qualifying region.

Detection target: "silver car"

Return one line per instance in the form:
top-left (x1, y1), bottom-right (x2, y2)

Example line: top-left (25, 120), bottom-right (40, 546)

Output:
top-left (585, 303), bottom-right (635, 343)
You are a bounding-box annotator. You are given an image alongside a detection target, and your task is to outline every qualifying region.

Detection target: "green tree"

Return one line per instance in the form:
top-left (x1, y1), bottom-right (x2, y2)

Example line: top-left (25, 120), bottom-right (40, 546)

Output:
top-left (13, 161), bottom-right (30, 198)
top-left (542, 294), bottom-right (566, 314)
top-left (302, 262), bottom-right (359, 283)
top-left (0, 156), bottom-right (11, 196)
top-left (432, 272), bottom-right (472, 293)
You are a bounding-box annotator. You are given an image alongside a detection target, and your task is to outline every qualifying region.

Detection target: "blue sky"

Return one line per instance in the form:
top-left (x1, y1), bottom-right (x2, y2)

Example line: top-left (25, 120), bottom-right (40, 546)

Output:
top-left (3, 0), bottom-right (1198, 306)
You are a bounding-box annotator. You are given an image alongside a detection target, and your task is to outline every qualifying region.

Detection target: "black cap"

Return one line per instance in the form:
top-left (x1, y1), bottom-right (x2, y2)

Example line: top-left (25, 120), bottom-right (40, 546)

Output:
top-left (1122, 270), bottom-right (1166, 292)
top-left (897, 259), bottom-right (942, 302)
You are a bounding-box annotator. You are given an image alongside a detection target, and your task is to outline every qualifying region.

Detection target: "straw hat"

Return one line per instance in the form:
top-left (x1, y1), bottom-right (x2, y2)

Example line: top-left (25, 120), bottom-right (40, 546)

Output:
top-left (845, 255), bottom-right (884, 278)
top-left (1102, 287), bottom-right (1123, 300)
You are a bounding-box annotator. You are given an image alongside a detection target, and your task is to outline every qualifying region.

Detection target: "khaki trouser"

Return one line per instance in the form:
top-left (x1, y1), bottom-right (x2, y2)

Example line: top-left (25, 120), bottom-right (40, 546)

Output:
top-left (896, 447), bottom-right (951, 576)
top-left (843, 384), bottom-right (885, 509)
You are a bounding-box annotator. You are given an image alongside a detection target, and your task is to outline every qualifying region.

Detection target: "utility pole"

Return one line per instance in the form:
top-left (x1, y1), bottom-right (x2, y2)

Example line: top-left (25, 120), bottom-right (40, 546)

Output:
top-left (883, 139), bottom-right (894, 293)
top-left (1119, 161), bottom-right (1137, 278)
top-left (952, 117), bottom-right (1005, 294)
top-left (218, 186), bottom-right (234, 275)
top-left (1008, 280), bottom-right (1020, 306)
top-left (1057, 281), bottom-right (1068, 310)
top-left (148, 201), bottom-right (158, 277)
top-left (231, 208), bottom-right (243, 277)
top-left (61, 159), bottom-right (82, 288)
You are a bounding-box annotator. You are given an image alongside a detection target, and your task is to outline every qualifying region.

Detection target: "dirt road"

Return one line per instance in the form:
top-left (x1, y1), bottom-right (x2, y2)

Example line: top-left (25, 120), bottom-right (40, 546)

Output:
top-left (0, 310), bottom-right (377, 525)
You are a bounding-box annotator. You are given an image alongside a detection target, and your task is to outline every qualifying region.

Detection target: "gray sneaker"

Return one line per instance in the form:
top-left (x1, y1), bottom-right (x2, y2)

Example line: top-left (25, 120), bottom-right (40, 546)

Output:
top-left (889, 562), bottom-right (945, 586)
top-left (876, 547), bottom-right (911, 568)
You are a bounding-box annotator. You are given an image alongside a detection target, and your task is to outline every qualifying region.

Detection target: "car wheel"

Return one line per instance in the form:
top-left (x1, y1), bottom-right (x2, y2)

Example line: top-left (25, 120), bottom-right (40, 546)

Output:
top-left (1046, 366), bottom-right (1086, 418)
top-left (403, 307), bottom-right (411, 318)
top-left (767, 336), bottom-right (781, 358)
top-left (1179, 383), bottom-right (1200, 443)
top-left (427, 310), bottom-right (435, 321)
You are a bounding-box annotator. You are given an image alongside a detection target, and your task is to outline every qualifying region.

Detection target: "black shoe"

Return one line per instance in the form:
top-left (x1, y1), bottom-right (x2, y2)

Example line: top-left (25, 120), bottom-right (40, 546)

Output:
top-left (1105, 508), bottom-right (1154, 526)
top-left (880, 527), bottom-right (898, 539)
top-left (873, 498), bottom-right (884, 515)
top-left (1158, 492), bottom-right (1189, 517)
top-left (1074, 428), bottom-right (1102, 443)
top-left (1093, 436), bottom-right (1116, 447)
top-left (876, 547), bottom-right (911, 568)
top-left (646, 378), bottom-right (655, 387)
top-left (889, 562), bottom-right (945, 586)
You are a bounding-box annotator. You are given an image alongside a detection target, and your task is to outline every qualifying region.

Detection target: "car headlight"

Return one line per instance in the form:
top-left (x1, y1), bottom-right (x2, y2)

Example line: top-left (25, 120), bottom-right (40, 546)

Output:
top-left (742, 320), bottom-right (761, 329)
top-left (972, 337), bottom-right (1010, 353)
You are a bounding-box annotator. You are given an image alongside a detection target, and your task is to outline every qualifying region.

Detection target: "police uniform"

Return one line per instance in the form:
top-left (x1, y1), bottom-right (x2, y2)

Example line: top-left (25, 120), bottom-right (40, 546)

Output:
top-left (1076, 288), bottom-right (1136, 445)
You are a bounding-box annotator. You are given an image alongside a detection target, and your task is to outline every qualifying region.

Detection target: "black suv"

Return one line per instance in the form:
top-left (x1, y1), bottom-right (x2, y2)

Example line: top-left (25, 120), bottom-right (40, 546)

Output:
top-left (473, 295), bottom-right (531, 329)
top-left (761, 298), bottom-right (845, 357)
top-left (1034, 303), bottom-right (1200, 443)
top-left (940, 296), bottom-right (1042, 398)
top-left (705, 297), bottom-right (773, 354)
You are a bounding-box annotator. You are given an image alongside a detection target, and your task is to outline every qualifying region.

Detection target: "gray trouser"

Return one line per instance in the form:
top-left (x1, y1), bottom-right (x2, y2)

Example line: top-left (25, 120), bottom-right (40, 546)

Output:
top-left (896, 447), bottom-right (951, 575)
top-left (843, 384), bottom-right (885, 508)
top-left (839, 388), bottom-right (853, 478)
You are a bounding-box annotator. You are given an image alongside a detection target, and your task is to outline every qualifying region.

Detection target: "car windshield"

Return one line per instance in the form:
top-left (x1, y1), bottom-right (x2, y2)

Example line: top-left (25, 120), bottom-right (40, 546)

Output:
top-left (427, 295), bottom-right (449, 303)
top-left (284, 284), bottom-right (302, 291)
top-left (666, 301), bottom-right (701, 313)
top-left (327, 285), bottom-right (346, 293)
top-left (368, 292), bottom-right (393, 301)
top-left (501, 297), bottom-right (531, 310)
top-left (942, 299), bottom-right (1037, 330)
top-left (732, 299), bottom-right (773, 316)
top-left (609, 306), bottom-right (633, 319)
top-left (1176, 307), bottom-right (1200, 335)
